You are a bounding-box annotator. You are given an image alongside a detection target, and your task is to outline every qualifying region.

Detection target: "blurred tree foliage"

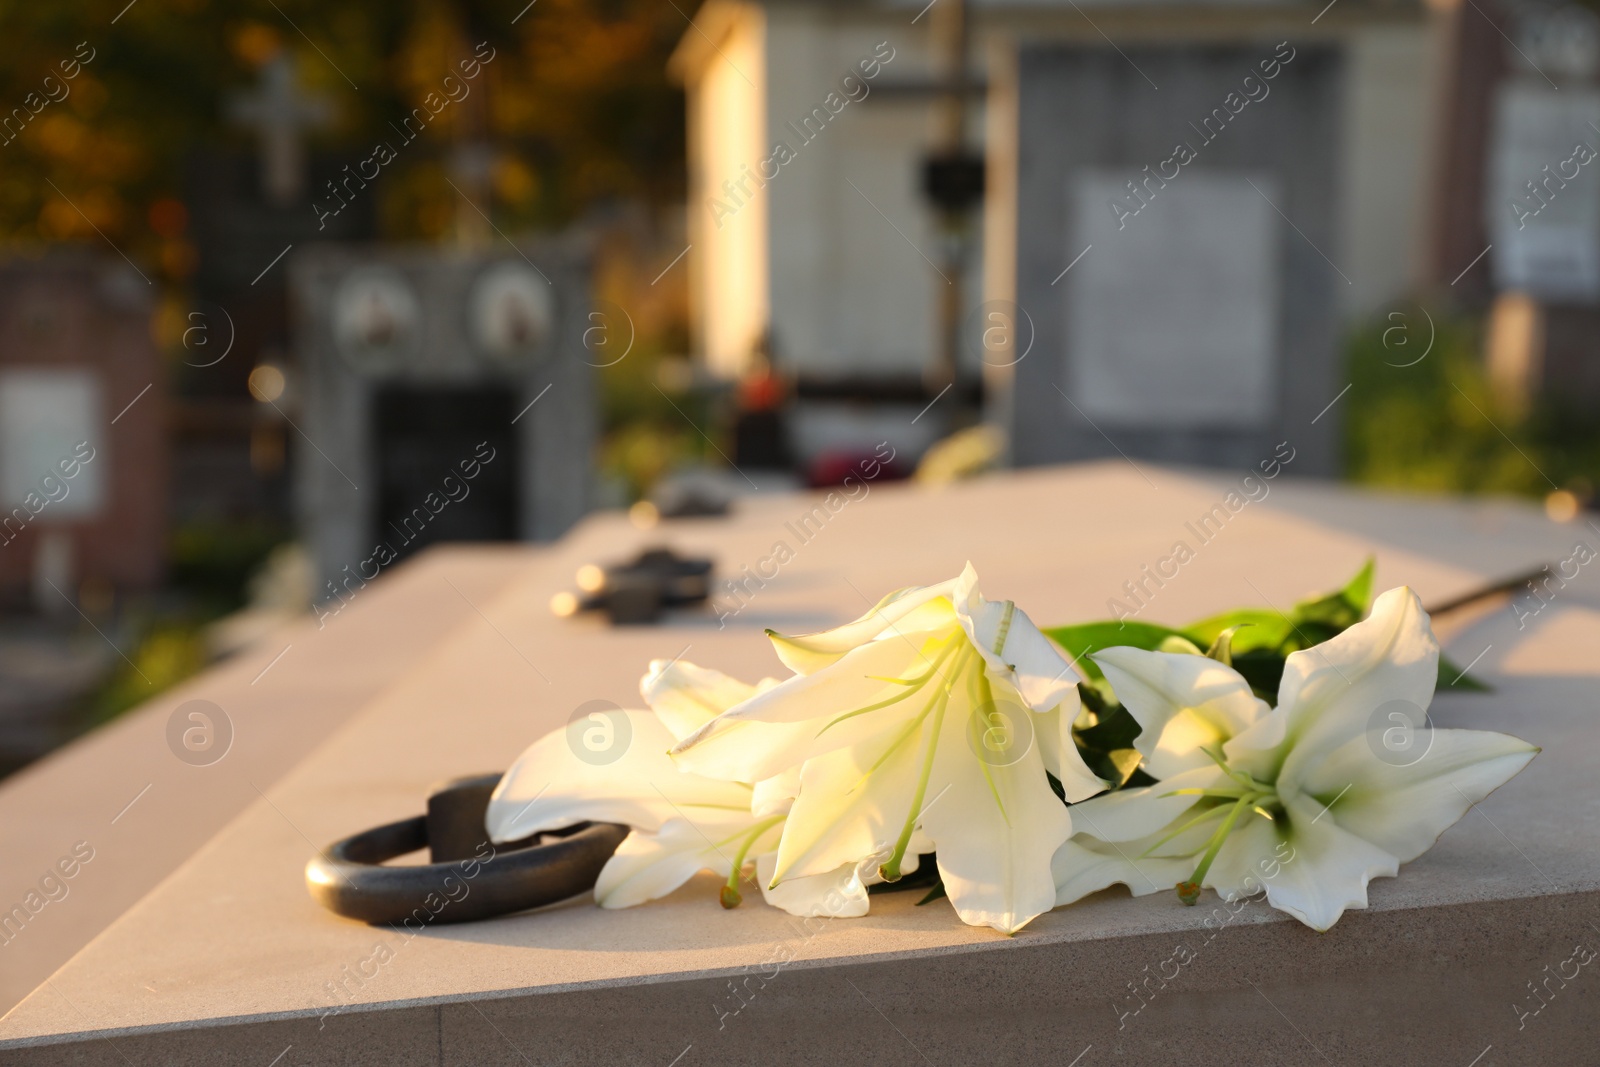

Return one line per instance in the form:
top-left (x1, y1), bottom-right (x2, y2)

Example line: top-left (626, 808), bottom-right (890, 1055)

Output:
top-left (1344, 309), bottom-right (1600, 498)
top-left (0, 0), bottom-right (688, 275)
top-left (0, 0), bottom-right (697, 727)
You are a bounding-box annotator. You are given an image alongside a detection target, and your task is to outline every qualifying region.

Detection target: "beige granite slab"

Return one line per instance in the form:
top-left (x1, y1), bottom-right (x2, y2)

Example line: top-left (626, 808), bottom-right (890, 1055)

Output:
top-left (0, 546), bottom-right (542, 1015)
top-left (2, 464), bottom-right (1596, 1066)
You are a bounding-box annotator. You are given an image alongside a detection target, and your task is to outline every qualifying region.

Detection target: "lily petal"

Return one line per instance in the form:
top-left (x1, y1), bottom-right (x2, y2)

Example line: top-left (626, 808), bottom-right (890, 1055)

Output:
top-left (1295, 728), bottom-right (1538, 863)
top-left (596, 813), bottom-right (779, 909)
top-left (487, 710), bottom-right (753, 843)
top-left (953, 564), bottom-right (1081, 712)
top-left (1275, 586), bottom-right (1438, 794)
top-left (1066, 764), bottom-right (1224, 842)
top-left (1093, 647), bottom-right (1270, 779)
top-left (751, 766), bottom-right (801, 817)
top-left (672, 633), bottom-right (950, 783)
top-left (766, 579), bottom-right (960, 674)
top-left (769, 723), bottom-right (926, 883)
top-left (639, 659), bottom-right (763, 741)
top-left (756, 852), bottom-right (872, 918)
top-left (1034, 691), bottom-right (1111, 803)
top-left (1205, 795), bottom-right (1399, 931)
top-left (1220, 705), bottom-right (1290, 783)
top-left (921, 702), bottom-right (1071, 934)
top-left (1052, 836), bottom-right (1196, 906)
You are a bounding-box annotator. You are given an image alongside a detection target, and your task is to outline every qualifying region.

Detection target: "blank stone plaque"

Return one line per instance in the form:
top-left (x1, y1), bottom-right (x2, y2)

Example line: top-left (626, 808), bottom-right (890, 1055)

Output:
top-left (0, 368), bottom-right (106, 520)
top-left (1486, 82), bottom-right (1600, 302)
top-left (1065, 171), bottom-right (1280, 428)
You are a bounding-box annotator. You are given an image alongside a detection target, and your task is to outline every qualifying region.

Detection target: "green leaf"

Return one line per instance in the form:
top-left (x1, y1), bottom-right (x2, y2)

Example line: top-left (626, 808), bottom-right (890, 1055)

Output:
top-left (1045, 558), bottom-right (1461, 778)
top-left (1289, 557), bottom-right (1375, 632)
top-left (1122, 766), bottom-right (1159, 789)
top-left (1043, 621), bottom-right (1187, 681)
top-left (1339, 556), bottom-right (1377, 612)
top-left (1072, 690), bottom-right (1158, 788)
top-left (1183, 609), bottom-right (1292, 652)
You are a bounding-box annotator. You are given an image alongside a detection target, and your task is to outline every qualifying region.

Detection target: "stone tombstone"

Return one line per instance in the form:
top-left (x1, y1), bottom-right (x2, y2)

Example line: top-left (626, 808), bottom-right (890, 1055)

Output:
top-left (175, 61), bottom-right (373, 530)
top-left (1487, 81), bottom-right (1600, 302)
top-left (1479, 3), bottom-right (1600, 408)
top-left (290, 241), bottom-right (596, 593)
top-left (0, 254), bottom-right (166, 606)
top-left (1005, 43), bottom-right (1344, 475)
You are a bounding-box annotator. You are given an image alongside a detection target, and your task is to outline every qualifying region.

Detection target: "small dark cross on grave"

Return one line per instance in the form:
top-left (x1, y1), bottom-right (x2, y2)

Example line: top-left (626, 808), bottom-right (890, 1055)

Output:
top-left (226, 55), bottom-right (334, 206)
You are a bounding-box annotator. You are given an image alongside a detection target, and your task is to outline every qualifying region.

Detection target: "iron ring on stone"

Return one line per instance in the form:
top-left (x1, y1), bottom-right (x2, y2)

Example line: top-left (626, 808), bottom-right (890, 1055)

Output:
top-left (305, 773), bottom-right (628, 925)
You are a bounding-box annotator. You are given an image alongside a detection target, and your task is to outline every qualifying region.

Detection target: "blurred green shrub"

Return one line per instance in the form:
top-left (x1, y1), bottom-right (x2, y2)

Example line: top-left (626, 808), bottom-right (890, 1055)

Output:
top-left (598, 342), bottom-right (720, 501)
top-left (1343, 310), bottom-right (1599, 499)
top-left (80, 520), bottom-right (288, 727)
top-left (169, 519), bottom-right (290, 614)
top-left (86, 623), bottom-right (209, 725)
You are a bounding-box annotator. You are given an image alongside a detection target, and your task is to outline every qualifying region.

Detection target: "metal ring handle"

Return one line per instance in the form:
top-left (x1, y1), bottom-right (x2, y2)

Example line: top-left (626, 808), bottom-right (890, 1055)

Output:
top-left (305, 773), bottom-right (628, 925)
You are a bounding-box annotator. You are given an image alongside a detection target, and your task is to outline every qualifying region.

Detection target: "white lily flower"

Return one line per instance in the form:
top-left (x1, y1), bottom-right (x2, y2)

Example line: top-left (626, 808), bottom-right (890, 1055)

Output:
top-left (485, 660), bottom-right (874, 916)
top-left (1053, 586), bottom-right (1538, 931)
top-left (672, 563), bottom-right (1105, 934)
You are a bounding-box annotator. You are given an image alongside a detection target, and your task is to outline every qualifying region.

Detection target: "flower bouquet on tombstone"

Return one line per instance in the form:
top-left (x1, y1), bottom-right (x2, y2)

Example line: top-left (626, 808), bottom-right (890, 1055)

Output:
top-left (485, 560), bottom-right (1536, 935)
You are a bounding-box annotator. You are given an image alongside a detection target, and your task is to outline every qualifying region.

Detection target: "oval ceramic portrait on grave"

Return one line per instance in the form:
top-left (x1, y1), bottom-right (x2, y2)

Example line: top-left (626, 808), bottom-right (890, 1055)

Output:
top-left (332, 269), bottom-right (420, 374)
top-left (469, 261), bottom-right (552, 366)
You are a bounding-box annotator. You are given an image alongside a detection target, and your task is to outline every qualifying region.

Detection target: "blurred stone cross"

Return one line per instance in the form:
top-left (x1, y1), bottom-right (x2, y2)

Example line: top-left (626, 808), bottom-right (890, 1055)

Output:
top-left (227, 55), bottom-right (333, 206)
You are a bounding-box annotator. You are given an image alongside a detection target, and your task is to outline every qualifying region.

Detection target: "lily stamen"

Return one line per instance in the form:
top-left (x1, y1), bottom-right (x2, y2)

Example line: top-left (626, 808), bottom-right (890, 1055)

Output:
top-left (1160, 787), bottom-right (1256, 799)
top-left (1138, 801), bottom-right (1231, 859)
top-left (1201, 744), bottom-right (1263, 792)
top-left (879, 648), bottom-right (968, 882)
top-left (1176, 794), bottom-right (1258, 905)
top-left (814, 637), bottom-right (962, 739)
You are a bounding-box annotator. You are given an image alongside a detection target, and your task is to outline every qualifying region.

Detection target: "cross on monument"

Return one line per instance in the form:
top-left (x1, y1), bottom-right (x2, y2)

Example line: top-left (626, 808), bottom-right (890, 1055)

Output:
top-left (227, 55), bottom-right (334, 206)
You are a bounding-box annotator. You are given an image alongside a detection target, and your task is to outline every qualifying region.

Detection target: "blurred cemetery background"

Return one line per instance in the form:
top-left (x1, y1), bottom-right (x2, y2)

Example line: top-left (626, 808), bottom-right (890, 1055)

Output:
top-left (0, 0), bottom-right (1598, 777)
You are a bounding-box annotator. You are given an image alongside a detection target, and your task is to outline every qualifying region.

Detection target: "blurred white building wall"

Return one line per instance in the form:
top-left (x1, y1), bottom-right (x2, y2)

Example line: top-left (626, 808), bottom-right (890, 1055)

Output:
top-left (672, 2), bottom-right (770, 379)
top-left (673, 2), bottom-right (984, 383)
